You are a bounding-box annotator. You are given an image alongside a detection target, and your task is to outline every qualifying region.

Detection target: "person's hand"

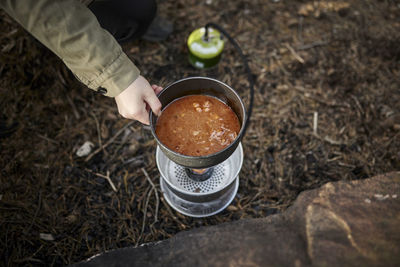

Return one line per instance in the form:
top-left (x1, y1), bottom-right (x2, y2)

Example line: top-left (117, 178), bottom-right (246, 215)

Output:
top-left (114, 75), bottom-right (162, 125)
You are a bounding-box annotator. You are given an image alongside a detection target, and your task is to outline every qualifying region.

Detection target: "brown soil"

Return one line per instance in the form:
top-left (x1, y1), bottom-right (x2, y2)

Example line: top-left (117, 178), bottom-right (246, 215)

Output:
top-left (1, 0), bottom-right (399, 265)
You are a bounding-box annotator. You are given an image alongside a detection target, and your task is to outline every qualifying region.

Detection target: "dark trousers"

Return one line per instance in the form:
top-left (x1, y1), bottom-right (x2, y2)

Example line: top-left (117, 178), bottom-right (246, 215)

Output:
top-left (88, 0), bottom-right (157, 43)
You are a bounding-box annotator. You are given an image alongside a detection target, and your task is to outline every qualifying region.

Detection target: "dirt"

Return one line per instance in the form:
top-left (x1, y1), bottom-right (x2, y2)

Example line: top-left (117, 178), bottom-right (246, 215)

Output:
top-left (1, 0), bottom-right (399, 265)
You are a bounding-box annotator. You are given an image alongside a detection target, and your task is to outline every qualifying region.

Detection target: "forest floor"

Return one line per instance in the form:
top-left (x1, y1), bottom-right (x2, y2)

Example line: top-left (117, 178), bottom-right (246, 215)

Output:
top-left (1, 0), bottom-right (399, 265)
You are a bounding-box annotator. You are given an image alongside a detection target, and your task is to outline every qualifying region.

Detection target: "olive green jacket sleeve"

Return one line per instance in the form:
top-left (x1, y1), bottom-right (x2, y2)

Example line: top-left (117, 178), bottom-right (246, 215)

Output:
top-left (0, 0), bottom-right (140, 97)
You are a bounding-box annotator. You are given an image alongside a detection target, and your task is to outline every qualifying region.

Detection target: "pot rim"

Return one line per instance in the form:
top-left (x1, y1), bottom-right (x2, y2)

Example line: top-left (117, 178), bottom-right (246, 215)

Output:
top-left (149, 76), bottom-right (247, 163)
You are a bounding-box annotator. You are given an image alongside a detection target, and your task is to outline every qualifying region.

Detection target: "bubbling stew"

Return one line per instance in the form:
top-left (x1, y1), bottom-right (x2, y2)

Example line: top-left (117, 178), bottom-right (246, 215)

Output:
top-left (155, 95), bottom-right (240, 156)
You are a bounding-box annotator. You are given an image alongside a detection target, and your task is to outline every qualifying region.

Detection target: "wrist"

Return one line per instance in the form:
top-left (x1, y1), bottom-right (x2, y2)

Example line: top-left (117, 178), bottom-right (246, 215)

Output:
top-left (96, 53), bottom-right (140, 97)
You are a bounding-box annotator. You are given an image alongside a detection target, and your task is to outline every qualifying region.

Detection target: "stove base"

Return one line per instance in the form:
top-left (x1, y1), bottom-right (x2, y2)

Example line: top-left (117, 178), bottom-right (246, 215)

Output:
top-left (160, 176), bottom-right (239, 218)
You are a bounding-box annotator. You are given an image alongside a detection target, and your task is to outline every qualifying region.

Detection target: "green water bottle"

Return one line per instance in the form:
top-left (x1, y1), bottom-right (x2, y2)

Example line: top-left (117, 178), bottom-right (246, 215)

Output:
top-left (187, 27), bottom-right (224, 69)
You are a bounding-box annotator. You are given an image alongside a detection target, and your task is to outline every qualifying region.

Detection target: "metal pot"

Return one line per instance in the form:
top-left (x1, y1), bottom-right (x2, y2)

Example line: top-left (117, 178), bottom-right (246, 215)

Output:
top-left (150, 77), bottom-right (246, 169)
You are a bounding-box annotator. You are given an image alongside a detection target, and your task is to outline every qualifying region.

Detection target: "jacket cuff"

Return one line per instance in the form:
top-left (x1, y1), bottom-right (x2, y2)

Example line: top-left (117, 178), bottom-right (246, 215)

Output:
top-left (88, 52), bottom-right (140, 97)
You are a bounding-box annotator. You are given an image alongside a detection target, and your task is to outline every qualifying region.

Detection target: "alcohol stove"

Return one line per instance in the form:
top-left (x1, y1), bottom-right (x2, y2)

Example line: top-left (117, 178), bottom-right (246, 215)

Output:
top-left (150, 77), bottom-right (246, 217)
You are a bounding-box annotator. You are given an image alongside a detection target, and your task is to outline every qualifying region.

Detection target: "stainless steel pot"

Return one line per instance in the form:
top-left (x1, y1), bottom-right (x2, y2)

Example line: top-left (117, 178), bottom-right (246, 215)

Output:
top-left (149, 77), bottom-right (246, 169)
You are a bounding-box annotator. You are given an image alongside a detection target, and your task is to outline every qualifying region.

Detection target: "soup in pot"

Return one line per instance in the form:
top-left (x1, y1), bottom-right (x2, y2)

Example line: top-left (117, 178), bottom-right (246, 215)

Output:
top-left (155, 95), bottom-right (240, 156)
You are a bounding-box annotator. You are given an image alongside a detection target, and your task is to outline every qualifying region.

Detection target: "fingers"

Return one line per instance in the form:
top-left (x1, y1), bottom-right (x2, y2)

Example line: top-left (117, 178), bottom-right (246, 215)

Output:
top-left (152, 85), bottom-right (163, 95)
top-left (117, 100), bottom-right (150, 125)
top-left (132, 106), bottom-right (150, 125)
top-left (144, 90), bottom-right (162, 116)
top-left (114, 76), bottom-right (163, 125)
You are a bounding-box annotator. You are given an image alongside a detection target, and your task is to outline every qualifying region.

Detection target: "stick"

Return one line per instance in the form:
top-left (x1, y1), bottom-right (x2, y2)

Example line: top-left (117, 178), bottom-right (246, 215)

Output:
top-left (324, 136), bottom-right (345, 145)
top-left (85, 121), bottom-right (134, 162)
top-left (37, 134), bottom-right (58, 144)
top-left (25, 192), bottom-right (42, 233)
top-left (285, 43), bottom-right (305, 64)
top-left (123, 155), bottom-right (144, 165)
top-left (141, 168), bottom-right (159, 225)
top-left (66, 95), bottom-right (80, 120)
top-left (313, 112), bottom-right (318, 135)
top-left (90, 111), bottom-right (103, 151)
top-left (298, 16), bottom-right (304, 44)
top-left (136, 187), bottom-right (153, 247)
top-left (297, 40), bottom-right (329, 50)
top-left (85, 169), bottom-right (117, 192)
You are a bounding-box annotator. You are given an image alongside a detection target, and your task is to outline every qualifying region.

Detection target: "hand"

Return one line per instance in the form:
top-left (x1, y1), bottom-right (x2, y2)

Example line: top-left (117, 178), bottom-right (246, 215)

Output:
top-left (114, 75), bottom-right (162, 125)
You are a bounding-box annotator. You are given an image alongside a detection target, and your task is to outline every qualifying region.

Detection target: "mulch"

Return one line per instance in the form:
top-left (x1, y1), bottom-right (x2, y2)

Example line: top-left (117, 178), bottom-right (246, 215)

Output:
top-left (1, 0), bottom-right (399, 265)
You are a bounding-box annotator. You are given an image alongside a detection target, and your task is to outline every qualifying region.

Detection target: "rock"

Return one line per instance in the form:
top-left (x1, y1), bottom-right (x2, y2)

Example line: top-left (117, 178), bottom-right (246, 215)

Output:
top-left (74, 172), bottom-right (400, 267)
top-left (76, 141), bottom-right (94, 157)
top-left (39, 233), bottom-right (55, 241)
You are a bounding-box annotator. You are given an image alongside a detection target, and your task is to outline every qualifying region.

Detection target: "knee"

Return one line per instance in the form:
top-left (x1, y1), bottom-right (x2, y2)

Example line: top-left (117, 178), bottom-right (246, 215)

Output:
top-left (139, 0), bottom-right (157, 23)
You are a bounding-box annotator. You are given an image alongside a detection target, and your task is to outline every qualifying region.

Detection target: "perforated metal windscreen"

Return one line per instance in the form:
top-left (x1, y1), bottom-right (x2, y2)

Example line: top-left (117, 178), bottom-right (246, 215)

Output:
top-left (174, 164), bottom-right (226, 193)
top-left (156, 143), bottom-right (243, 195)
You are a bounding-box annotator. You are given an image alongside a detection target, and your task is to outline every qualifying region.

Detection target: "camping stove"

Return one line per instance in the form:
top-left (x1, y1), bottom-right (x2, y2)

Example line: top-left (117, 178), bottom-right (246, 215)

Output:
top-left (156, 143), bottom-right (243, 217)
top-left (150, 77), bottom-right (246, 217)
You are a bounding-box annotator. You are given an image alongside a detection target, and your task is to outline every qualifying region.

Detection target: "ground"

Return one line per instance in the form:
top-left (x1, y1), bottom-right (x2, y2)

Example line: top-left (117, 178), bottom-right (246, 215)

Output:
top-left (0, 0), bottom-right (399, 266)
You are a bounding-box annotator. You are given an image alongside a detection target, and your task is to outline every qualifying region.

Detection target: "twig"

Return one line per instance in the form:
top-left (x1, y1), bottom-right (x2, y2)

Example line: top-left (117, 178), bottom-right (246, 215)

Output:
top-left (123, 155), bottom-right (144, 165)
top-left (296, 128), bottom-right (347, 146)
top-left (323, 136), bottom-right (346, 146)
top-left (85, 121), bottom-right (134, 162)
top-left (384, 132), bottom-right (400, 147)
top-left (272, 54), bottom-right (290, 75)
top-left (36, 134), bottom-right (58, 144)
top-left (136, 187), bottom-right (154, 247)
top-left (136, 168), bottom-right (161, 246)
top-left (13, 257), bottom-right (43, 264)
top-left (141, 168), bottom-right (159, 226)
top-left (66, 95), bottom-right (80, 120)
top-left (298, 16), bottom-right (304, 44)
top-left (297, 40), bottom-right (329, 50)
top-left (285, 43), bottom-right (305, 64)
top-left (123, 171), bottom-right (129, 194)
top-left (295, 87), bottom-right (350, 108)
top-left (85, 168), bottom-right (117, 192)
top-left (25, 191), bottom-right (42, 233)
top-left (13, 244), bottom-right (44, 264)
top-left (350, 95), bottom-right (364, 115)
top-left (90, 111), bottom-right (103, 151)
top-left (313, 132), bottom-right (347, 146)
top-left (338, 162), bottom-right (356, 168)
top-left (313, 111), bottom-right (318, 135)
